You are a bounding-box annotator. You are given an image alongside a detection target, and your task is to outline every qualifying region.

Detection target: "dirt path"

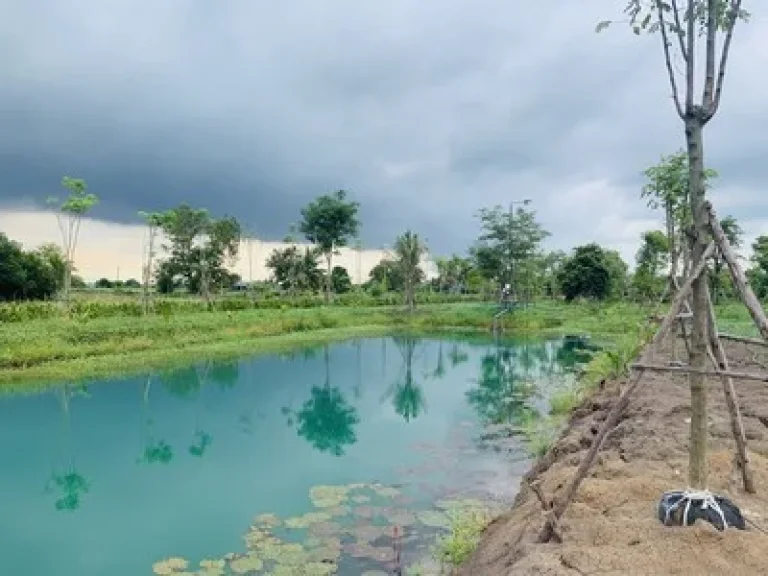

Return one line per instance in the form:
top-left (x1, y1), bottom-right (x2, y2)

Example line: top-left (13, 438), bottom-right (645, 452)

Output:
top-left (460, 340), bottom-right (768, 575)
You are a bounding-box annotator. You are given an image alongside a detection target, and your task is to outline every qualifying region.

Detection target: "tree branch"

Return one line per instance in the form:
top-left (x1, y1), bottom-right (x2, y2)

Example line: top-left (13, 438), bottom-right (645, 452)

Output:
top-left (706, 0), bottom-right (743, 120)
top-left (685, 0), bottom-right (695, 114)
top-left (670, 0), bottom-right (688, 60)
top-left (656, 0), bottom-right (685, 119)
top-left (701, 0), bottom-right (718, 112)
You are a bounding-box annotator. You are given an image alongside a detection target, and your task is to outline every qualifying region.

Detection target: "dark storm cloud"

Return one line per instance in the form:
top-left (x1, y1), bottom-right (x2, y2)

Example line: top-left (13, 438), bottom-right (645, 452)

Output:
top-left (0, 0), bottom-right (766, 255)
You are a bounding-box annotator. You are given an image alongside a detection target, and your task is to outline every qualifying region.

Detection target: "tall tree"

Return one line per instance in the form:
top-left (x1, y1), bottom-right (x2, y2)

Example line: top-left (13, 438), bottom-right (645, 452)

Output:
top-left (156, 204), bottom-right (241, 300)
top-left (266, 245), bottom-right (322, 293)
top-left (558, 244), bottom-right (627, 302)
top-left (600, 0), bottom-right (750, 488)
top-left (475, 204), bottom-right (550, 300)
top-left (393, 230), bottom-right (428, 311)
top-left (299, 190), bottom-right (360, 302)
top-left (46, 176), bottom-right (98, 305)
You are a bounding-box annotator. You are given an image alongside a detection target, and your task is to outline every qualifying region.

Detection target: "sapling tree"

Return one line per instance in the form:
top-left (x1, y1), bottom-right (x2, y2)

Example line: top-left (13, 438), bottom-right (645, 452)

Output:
top-left (46, 177), bottom-right (98, 305)
top-left (138, 211), bottom-right (168, 314)
top-left (600, 0), bottom-right (750, 488)
top-left (299, 190), bottom-right (360, 303)
top-left (641, 150), bottom-right (718, 295)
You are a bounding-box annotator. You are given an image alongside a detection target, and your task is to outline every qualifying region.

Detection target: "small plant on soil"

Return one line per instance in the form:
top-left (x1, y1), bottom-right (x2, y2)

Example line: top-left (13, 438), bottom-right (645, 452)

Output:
top-left (433, 506), bottom-right (493, 568)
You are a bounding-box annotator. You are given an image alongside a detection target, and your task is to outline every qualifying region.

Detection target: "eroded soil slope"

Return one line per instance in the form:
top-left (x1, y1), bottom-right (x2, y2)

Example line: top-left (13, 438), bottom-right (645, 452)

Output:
top-left (461, 340), bottom-right (768, 576)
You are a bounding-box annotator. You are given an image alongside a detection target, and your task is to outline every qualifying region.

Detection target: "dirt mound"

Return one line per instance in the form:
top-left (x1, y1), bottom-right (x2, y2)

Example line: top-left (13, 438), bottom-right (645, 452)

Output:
top-left (460, 340), bottom-right (768, 576)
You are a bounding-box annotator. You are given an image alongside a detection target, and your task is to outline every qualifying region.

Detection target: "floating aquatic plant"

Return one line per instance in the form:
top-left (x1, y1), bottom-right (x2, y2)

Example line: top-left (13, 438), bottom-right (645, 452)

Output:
top-left (228, 554), bottom-right (264, 573)
top-left (198, 559), bottom-right (225, 575)
top-left (254, 513), bottom-right (281, 528)
top-left (309, 485), bottom-right (351, 508)
top-left (285, 511), bottom-right (333, 529)
top-left (152, 557), bottom-right (188, 575)
top-left (416, 510), bottom-right (451, 529)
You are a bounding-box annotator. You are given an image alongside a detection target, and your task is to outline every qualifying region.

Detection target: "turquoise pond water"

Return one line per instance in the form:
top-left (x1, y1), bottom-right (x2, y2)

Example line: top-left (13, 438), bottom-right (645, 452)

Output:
top-left (0, 335), bottom-right (593, 575)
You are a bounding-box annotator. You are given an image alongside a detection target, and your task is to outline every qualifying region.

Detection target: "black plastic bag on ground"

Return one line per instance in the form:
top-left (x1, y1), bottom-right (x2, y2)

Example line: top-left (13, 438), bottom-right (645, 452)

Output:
top-left (657, 490), bottom-right (746, 531)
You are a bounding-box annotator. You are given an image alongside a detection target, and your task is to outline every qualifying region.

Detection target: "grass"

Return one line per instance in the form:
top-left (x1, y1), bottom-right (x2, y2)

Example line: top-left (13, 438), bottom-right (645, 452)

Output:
top-left (433, 506), bottom-right (495, 568)
top-left (0, 297), bottom-right (757, 392)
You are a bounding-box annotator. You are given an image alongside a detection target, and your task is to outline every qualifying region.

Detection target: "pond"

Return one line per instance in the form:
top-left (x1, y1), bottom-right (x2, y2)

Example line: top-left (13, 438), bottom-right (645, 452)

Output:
top-left (0, 335), bottom-right (594, 575)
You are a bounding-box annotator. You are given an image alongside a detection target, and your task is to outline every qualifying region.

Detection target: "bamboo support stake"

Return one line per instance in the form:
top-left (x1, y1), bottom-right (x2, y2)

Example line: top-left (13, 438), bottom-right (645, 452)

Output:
top-left (719, 333), bottom-right (768, 349)
top-left (706, 201), bottom-right (768, 342)
top-left (536, 252), bottom-right (709, 543)
top-left (629, 362), bottom-right (768, 383)
top-left (704, 288), bottom-right (755, 493)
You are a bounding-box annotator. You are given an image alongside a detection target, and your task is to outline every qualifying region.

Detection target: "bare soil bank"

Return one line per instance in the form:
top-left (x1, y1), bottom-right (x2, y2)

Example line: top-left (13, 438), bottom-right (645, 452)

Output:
top-left (461, 340), bottom-right (768, 576)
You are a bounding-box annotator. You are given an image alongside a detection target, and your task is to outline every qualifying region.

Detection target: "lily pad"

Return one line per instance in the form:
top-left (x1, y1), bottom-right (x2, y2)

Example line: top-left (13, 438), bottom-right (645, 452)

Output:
top-left (254, 513), bottom-right (281, 527)
top-left (371, 485), bottom-right (400, 499)
top-left (351, 495), bottom-right (370, 504)
top-left (198, 559), bottom-right (225, 575)
top-left (153, 557), bottom-right (188, 575)
top-left (383, 509), bottom-right (417, 526)
top-left (416, 510), bottom-right (451, 528)
top-left (229, 554), bottom-right (264, 574)
top-left (285, 511), bottom-right (333, 529)
top-left (343, 542), bottom-right (395, 563)
top-left (307, 520), bottom-right (343, 539)
top-left (309, 485), bottom-right (350, 508)
top-left (346, 524), bottom-right (392, 543)
top-left (323, 504), bottom-right (351, 517)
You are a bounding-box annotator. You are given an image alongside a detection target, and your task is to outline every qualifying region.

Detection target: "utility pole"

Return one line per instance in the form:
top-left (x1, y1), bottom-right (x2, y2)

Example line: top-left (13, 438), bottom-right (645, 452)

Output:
top-left (508, 199), bottom-right (531, 306)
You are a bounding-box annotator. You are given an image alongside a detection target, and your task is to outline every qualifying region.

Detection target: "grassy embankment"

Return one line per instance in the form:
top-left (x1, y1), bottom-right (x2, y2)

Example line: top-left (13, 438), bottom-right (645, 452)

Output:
top-left (1, 296), bottom-right (646, 387)
top-left (0, 296), bottom-right (757, 392)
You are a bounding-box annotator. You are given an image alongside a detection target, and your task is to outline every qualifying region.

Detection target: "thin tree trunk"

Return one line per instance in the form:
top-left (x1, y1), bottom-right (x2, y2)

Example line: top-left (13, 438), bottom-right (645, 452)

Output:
top-left (666, 201), bottom-right (679, 355)
top-left (686, 117), bottom-right (710, 490)
top-left (325, 251), bottom-right (333, 304)
top-left (704, 286), bottom-right (754, 493)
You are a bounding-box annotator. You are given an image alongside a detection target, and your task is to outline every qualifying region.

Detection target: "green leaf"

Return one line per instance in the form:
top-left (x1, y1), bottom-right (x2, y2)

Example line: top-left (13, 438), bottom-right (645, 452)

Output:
top-left (595, 20), bottom-right (611, 33)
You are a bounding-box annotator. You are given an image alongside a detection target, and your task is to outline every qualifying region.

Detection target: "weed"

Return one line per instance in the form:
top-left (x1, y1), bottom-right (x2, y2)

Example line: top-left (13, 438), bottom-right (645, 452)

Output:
top-left (549, 386), bottom-right (582, 416)
top-left (434, 507), bottom-right (493, 568)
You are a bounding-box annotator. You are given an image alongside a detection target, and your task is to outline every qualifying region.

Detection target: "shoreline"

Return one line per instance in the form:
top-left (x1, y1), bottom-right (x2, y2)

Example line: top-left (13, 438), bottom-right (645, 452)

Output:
top-left (458, 338), bottom-right (768, 575)
top-left (0, 301), bottom-right (649, 391)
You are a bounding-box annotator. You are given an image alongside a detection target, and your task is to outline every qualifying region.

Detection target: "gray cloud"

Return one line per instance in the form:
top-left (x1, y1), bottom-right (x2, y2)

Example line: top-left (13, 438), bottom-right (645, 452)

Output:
top-left (0, 0), bottom-right (766, 259)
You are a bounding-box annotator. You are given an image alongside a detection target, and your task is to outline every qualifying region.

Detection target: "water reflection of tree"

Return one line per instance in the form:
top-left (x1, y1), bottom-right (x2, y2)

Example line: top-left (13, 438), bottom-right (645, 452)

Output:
top-left (556, 337), bottom-right (598, 371)
top-left (293, 345), bottom-right (360, 456)
top-left (46, 384), bottom-right (90, 511)
top-left (432, 341), bottom-right (446, 379)
top-left (448, 343), bottom-right (468, 367)
top-left (466, 344), bottom-right (539, 425)
top-left (139, 375), bottom-right (174, 465)
top-left (382, 336), bottom-right (427, 422)
top-left (209, 359), bottom-right (239, 390)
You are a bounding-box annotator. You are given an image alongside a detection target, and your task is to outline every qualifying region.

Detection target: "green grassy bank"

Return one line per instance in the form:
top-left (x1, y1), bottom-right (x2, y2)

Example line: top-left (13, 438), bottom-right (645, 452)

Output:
top-left (0, 299), bottom-right (757, 391)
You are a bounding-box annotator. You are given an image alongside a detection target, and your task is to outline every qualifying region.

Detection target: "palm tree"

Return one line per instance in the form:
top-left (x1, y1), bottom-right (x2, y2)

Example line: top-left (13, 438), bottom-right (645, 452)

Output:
top-left (393, 230), bottom-right (427, 311)
top-left (382, 337), bottom-right (427, 422)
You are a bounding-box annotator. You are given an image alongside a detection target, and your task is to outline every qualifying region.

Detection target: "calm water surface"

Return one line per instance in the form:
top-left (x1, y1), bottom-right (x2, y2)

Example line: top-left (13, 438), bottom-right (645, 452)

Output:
top-left (0, 335), bottom-right (592, 575)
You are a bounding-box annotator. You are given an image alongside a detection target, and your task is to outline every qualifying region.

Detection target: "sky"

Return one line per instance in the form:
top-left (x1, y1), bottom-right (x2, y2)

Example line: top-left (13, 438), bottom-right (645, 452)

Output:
top-left (1, 0), bottom-right (767, 280)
